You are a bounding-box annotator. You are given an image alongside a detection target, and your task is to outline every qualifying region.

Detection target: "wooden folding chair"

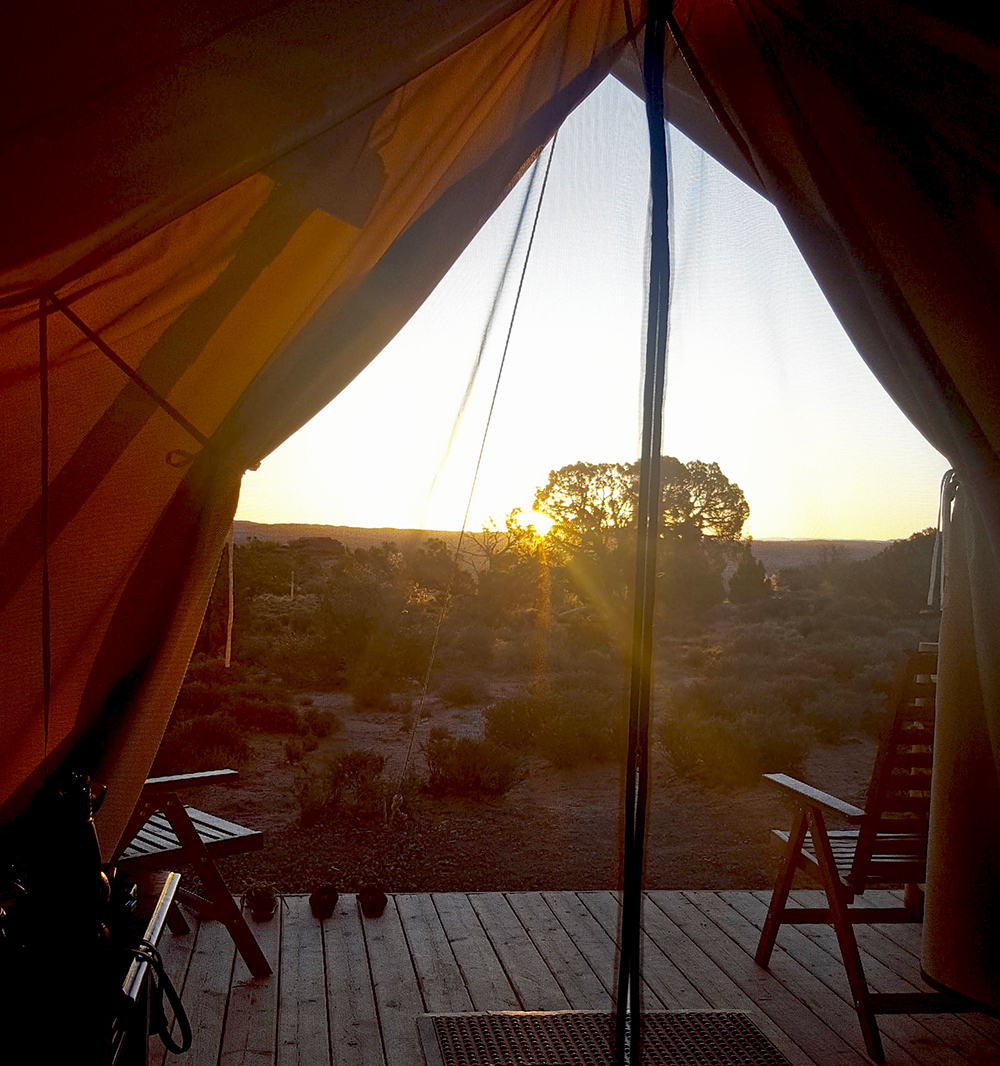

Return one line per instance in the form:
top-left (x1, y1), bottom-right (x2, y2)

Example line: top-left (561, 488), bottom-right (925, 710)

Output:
top-left (755, 649), bottom-right (967, 1062)
top-left (114, 769), bottom-right (271, 978)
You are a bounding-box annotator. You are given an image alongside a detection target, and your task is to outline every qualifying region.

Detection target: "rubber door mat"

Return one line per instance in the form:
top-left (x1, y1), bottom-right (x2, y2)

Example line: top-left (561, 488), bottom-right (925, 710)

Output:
top-left (428, 1011), bottom-right (793, 1066)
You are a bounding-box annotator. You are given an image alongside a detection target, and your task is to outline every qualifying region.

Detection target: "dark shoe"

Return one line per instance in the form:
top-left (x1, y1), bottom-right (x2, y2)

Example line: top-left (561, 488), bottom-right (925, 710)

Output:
top-left (359, 884), bottom-right (387, 918)
top-left (309, 885), bottom-right (339, 919)
top-left (242, 883), bottom-right (278, 921)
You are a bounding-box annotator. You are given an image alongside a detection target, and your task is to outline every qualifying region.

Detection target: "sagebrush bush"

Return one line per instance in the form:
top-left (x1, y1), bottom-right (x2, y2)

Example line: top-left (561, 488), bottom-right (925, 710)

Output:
top-left (484, 687), bottom-right (622, 769)
top-left (534, 703), bottom-right (620, 769)
top-left (350, 667), bottom-right (401, 710)
top-left (284, 734), bottom-right (318, 763)
top-left (302, 706), bottom-right (342, 737)
top-left (423, 728), bottom-right (524, 798)
top-left (152, 713), bottom-right (251, 776)
top-left (436, 672), bottom-right (490, 706)
top-left (483, 697), bottom-right (537, 749)
top-left (655, 681), bottom-right (811, 788)
top-left (292, 748), bottom-right (390, 826)
top-left (238, 691), bottom-right (302, 733)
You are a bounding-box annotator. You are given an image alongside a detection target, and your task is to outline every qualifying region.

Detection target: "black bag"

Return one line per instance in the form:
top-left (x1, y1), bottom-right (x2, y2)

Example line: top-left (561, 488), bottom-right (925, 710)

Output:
top-left (0, 771), bottom-right (190, 1062)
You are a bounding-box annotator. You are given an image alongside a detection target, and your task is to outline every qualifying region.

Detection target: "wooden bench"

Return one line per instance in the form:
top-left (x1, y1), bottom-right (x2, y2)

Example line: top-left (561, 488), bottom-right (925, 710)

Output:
top-left (114, 769), bottom-right (271, 977)
top-left (754, 649), bottom-right (968, 1062)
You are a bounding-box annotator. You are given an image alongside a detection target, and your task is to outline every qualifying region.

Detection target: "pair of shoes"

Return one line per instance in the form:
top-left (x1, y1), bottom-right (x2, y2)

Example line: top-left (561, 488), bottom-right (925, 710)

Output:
top-left (309, 885), bottom-right (339, 919)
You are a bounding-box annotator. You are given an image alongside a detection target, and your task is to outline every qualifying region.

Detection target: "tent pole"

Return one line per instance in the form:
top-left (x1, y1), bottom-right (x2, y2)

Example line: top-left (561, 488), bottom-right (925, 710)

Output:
top-left (616, 3), bottom-right (670, 1063)
top-left (39, 295), bottom-right (52, 780)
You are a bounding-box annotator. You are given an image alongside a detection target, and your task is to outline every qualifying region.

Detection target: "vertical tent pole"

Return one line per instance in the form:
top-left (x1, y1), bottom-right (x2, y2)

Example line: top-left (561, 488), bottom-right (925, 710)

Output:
top-left (39, 295), bottom-right (52, 779)
top-left (615, 3), bottom-right (670, 1063)
top-left (225, 524), bottom-right (234, 668)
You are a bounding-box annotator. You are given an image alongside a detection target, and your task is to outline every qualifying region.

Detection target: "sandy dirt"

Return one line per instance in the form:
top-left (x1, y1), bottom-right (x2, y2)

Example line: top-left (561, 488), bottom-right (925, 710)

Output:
top-left (187, 694), bottom-right (876, 896)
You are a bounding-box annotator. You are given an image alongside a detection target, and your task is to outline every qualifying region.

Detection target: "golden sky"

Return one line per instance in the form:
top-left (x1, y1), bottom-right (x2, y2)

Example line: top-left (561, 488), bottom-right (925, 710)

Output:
top-left (238, 77), bottom-right (948, 542)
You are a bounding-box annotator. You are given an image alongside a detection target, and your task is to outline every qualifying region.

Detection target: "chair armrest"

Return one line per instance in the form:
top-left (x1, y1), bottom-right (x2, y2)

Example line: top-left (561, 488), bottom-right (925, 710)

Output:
top-left (142, 769), bottom-right (238, 794)
top-left (763, 772), bottom-right (867, 823)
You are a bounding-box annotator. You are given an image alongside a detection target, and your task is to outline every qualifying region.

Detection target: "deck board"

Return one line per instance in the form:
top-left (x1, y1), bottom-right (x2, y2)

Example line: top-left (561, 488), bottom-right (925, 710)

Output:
top-left (639, 891), bottom-right (814, 1066)
top-left (323, 893), bottom-right (385, 1066)
top-left (665, 891), bottom-right (870, 1066)
top-left (469, 892), bottom-right (571, 1011)
top-left (431, 892), bottom-right (519, 1011)
top-left (220, 906), bottom-right (281, 1066)
top-left (363, 895), bottom-right (425, 1066)
top-left (396, 893), bottom-right (474, 1015)
top-left (582, 889), bottom-right (711, 1011)
top-left (723, 891), bottom-right (954, 1066)
top-left (760, 890), bottom-right (1000, 1062)
top-left (180, 916), bottom-right (238, 1066)
top-left (277, 894), bottom-right (330, 1066)
top-left (505, 891), bottom-right (609, 1010)
top-left (151, 890), bottom-right (998, 1066)
top-left (149, 904), bottom-right (198, 1066)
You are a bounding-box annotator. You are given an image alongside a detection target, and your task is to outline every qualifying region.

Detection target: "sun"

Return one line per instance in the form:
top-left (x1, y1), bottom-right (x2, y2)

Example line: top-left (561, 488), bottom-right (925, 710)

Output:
top-left (526, 510), bottom-right (556, 537)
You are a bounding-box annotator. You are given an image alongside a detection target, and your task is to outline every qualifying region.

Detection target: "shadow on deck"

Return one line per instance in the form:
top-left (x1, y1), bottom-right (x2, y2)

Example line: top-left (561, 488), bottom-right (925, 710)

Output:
top-left (151, 889), bottom-right (1000, 1066)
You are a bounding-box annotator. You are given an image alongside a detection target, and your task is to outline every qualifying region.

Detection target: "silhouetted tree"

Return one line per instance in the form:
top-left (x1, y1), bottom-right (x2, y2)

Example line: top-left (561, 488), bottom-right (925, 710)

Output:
top-left (533, 457), bottom-right (748, 618)
top-left (849, 529), bottom-right (936, 608)
top-left (728, 540), bottom-right (772, 603)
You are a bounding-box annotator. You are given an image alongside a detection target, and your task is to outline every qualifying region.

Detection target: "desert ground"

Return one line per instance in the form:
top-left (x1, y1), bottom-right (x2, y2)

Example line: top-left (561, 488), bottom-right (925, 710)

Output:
top-left (196, 693), bottom-right (875, 897)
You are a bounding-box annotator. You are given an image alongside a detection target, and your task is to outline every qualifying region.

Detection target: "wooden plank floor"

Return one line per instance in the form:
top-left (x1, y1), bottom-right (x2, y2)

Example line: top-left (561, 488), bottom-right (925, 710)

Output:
top-left (150, 890), bottom-right (1000, 1066)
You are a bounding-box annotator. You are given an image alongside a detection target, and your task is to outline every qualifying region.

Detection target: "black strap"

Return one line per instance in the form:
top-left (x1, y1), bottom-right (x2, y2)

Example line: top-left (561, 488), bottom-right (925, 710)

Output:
top-left (129, 940), bottom-right (192, 1054)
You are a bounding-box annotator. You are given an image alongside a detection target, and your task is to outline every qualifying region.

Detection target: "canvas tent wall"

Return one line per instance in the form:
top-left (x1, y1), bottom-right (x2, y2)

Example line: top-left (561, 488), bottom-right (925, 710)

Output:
top-left (2, 0), bottom-right (998, 1010)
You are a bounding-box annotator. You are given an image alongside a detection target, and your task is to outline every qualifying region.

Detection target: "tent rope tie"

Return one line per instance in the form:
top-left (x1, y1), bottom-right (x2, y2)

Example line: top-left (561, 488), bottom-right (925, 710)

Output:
top-left (46, 291), bottom-right (213, 456)
top-left (39, 295), bottom-right (51, 779)
top-left (927, 468), bottom-right (959, 609)
top-left (393, 132), bottom-right (559, 805)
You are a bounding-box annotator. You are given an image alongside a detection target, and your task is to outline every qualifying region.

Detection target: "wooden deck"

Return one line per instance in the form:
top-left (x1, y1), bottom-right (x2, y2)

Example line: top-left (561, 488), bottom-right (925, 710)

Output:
top-left (151, 889), bottom-right (1000, 1066)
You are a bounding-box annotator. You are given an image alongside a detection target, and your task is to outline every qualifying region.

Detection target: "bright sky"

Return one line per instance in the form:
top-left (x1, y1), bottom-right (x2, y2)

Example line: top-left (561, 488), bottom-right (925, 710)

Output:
top-left (238, 76), bottom-right (949, 541)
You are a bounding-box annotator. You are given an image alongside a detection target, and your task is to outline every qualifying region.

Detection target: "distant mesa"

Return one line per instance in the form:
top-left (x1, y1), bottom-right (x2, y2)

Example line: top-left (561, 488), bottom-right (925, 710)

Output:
top-left (233, 521), bottom-right (465, 554)
top-left (233, 520), bottom-right (888, 572)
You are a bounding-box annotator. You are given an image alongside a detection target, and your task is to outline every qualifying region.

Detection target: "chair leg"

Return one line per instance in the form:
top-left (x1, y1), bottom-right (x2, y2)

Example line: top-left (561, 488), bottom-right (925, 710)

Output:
top-left (165, 900), bottom-right (190, 935)
top-left (756, 808), bottom-right (807, 968)
top-left (807, 807), bottom-right (884, 1064)
top-left (160, 794), bottom-right (272, 978)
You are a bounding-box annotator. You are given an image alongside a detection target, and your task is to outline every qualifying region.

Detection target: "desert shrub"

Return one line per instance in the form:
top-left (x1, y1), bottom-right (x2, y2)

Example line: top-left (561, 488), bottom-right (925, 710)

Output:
top-left (333, 749), bottom-right (391, 820)
top-left (173, 679), bottom-right (228, 718)
top-left (237, 691), bottom-right (302, 734)
top-left (534, 701), bottom-right (621, 768)
top-left (350, 667), bottom-right (400, 710)
top-left (728, 623), bottom-right (795, 658)
top-left (436, 672), bottom-right (490, 706)
top-left (800, 689), bottom-right (855, 744)
top-left (734, 594), bottom-right (797, 622)
top-left (423, 728), bottom-right (524, 797)
top-left (152, 713), bottom-right (251, 776)
top-left (655, 711), bottom-right (712, 776)
top-left (182, 654), bottom-right (232, 687)
top-left (292, 762), bottom-right (339, 827)
top-left (292, 748), bottom-right (389, 826)
top-left (302, 706), bottom-right (342, 737)
top-left (655, 681), bottom-right (811, 787)
top-left (335, 749), bottom-right (385, 784)
top-left (484, 696), bottom-right (538, 749)
top-left (284, 734), bottom-right (318, 763)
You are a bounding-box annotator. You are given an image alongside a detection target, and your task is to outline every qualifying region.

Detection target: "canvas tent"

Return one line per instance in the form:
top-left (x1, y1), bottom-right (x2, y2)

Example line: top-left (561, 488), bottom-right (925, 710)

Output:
top-left (2, 0), bottom-right (999, 1015)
